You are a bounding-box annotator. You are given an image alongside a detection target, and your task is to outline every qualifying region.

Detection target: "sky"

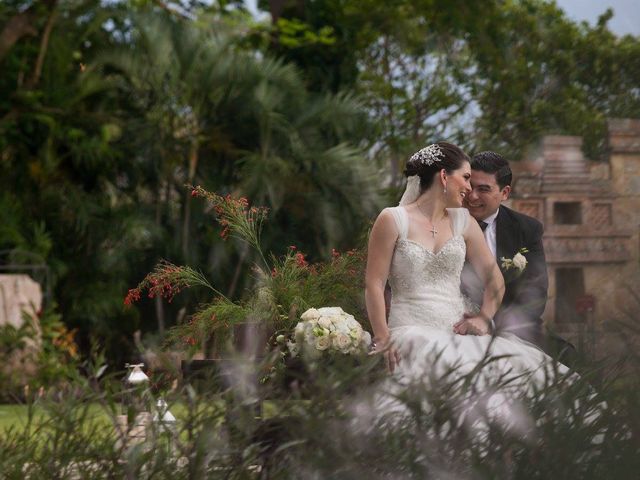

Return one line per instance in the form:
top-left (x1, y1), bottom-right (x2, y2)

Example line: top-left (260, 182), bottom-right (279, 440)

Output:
top-left (542, 0), bottom-right (639, 36)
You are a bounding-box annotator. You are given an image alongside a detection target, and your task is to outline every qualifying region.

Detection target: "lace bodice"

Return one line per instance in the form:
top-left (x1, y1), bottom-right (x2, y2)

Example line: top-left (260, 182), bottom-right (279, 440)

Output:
top-left (387, 207), bottom-right (469, 332)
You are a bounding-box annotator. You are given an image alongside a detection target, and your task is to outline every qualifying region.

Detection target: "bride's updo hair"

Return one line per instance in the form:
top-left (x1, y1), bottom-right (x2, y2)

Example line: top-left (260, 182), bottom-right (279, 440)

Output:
top-left (405, 141), bottom-right (470, 193)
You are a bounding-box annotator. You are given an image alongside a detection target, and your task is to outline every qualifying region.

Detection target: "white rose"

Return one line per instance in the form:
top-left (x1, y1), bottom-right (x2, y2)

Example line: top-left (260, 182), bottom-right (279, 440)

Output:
top-left (512, 252), bottom-right (527, 271)
top-left (315, 335), bottom-right (331, 351)
top-left (317, 307), bottom-right (344, 316)
top-left (345, 315), bottom-right (359, 329)
top-left (328, 315), bottom-right (343, 327)
top-left (301, 308), bottom-right (321, 321)
top-left (334, 320), bottom-right (350, 335)
top-left (332, 332), bottom-right (352, 353)
top-left (276, 334), bottom-right (285, 344)
top-left (362, 331), bottom-right (372, 348)
top-left (318, 317), bottom-right (332, 329)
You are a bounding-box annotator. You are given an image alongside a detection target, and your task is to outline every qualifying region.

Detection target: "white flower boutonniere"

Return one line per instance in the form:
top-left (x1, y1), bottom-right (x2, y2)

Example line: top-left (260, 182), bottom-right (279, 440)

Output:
top-left (501, 248), bottom-right (529, 273)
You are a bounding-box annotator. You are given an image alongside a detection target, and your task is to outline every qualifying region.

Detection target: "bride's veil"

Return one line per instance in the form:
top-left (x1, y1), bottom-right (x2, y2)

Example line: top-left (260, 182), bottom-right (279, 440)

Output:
top-left (398, 175), bottom-right (420, 206)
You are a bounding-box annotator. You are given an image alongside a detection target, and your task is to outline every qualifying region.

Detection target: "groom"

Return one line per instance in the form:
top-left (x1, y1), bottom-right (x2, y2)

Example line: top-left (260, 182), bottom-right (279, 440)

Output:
top-left (458, 151), bottom-right (574, 362)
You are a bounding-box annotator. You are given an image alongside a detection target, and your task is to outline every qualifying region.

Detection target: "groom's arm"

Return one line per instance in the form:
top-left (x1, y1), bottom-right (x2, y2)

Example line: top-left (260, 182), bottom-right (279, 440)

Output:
top-left (513, 220), bottom-right (548, 322)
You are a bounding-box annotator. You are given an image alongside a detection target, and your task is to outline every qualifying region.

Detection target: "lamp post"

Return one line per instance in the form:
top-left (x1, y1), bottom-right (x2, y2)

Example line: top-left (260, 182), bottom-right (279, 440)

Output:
top-left (153, 398), bottom-right (177, 455)
top-left (120, 363), bottom-right (151, 446)
top-left (123, 363), bottom-right (150, 413)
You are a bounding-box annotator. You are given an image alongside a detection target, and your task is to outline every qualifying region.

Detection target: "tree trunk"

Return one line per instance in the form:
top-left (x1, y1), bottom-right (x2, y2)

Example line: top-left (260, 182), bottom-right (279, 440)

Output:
top-left (25, 5), bottom-right (58, 89)
top-left (155, 296), bottom-right (165, 335)
top-left (181, 139), bottom-right (198, 261)
top-left (154, 179), bottom-right (164, 334)
top-left (0, 0), bottom-right (58, 63)
top-left (226, 245), bottom-right (249, 299)
top-left (268, 0), bottom-right (287, 24)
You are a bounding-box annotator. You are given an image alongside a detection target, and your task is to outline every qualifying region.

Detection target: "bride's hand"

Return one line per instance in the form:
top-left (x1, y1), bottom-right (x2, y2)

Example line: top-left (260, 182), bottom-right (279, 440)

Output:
top-left (453, 313), bottom-right (491, 336)
top-left (369, 336), bottom-right (401, 373)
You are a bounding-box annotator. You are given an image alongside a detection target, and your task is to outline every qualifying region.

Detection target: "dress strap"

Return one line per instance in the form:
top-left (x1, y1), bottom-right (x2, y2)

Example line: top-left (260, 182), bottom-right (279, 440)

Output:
top-left (446, 208), bottom-right (469, 236)
top-left (388, 207), bottom-right (409, 239)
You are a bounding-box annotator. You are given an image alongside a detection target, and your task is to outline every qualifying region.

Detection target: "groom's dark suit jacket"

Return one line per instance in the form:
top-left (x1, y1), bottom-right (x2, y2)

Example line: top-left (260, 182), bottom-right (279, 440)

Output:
top-left (461, 205), bottom-right (548, 348)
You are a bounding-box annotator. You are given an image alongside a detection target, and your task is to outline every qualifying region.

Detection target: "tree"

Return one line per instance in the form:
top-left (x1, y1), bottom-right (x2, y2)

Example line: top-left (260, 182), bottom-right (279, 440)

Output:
top-left (469, 2), bottom-right (640, 160)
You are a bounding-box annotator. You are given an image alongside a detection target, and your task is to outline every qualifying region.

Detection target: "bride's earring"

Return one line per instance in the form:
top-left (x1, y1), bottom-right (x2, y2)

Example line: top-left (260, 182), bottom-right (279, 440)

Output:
top-left (443, 183), bottom-right (448, 195)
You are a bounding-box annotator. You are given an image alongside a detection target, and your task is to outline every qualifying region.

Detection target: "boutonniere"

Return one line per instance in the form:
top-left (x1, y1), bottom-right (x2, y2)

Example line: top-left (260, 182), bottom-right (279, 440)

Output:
top-left (500, 247), bottom-right (529, 273)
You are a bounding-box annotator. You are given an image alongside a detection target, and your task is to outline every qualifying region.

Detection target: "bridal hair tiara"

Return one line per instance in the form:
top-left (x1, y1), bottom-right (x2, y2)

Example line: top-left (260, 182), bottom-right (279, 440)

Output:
top-left (409, 143), bottom-right (444, 166)
top-left (399, 143), bottom-right (444, 206)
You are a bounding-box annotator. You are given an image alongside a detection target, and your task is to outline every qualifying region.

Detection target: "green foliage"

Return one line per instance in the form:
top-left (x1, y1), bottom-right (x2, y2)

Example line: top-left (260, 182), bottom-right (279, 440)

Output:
top-left (469, 1), bottom-right (640, 159)
top-left (264, 247), bottom-right (367, 334)
top-left (2, 0), bottom-right (640, 367)
top-left (0, 345), bottom-right (639, 478)
top-left (264, 0), bottom-right (640, 167)
top-left (133, 186), bottom-right (368, 359)
top-left (0, 2), bottom-right (379, 364)
top-left (0, 305), bottom-right (79, 402)
top-left (165, 296), bottom-right (251, 355)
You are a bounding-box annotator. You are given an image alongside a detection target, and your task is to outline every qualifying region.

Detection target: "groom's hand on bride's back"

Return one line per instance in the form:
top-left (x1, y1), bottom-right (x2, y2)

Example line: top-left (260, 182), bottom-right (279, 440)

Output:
top-left (453, 313), bottom-right (491, 336)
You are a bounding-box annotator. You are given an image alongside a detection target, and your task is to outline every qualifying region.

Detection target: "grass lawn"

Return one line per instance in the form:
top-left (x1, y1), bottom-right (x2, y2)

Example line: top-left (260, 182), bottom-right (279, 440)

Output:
top-left (0, 402), bottom-right (114, 435)
top-left (0, 404), bottom-right (33, 432)
top-left (0, 399), bottom-right (276, 437)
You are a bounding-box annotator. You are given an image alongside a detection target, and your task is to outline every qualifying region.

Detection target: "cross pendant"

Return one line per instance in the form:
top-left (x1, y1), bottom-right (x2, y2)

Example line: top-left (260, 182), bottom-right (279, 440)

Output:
top-left (430, 226), bottom-right (438, 237)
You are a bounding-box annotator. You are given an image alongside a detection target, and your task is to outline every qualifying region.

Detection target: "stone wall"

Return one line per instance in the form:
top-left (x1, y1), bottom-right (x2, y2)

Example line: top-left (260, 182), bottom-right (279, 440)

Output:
top-left (0, 274), bottom-right (42, 382)
top-left (608, 119), bottom-right (640, 265)
top-left (509, 120), bottom-right (640, 358)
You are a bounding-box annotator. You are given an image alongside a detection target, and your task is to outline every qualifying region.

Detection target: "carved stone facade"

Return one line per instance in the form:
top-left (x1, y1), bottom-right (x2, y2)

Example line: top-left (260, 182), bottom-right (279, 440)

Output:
top-left (509, 120), bottom-right (640, 356)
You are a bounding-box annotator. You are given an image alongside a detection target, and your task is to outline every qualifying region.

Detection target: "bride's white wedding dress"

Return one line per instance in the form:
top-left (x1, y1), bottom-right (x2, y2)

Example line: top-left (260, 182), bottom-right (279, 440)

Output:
top-left (380, 206), bottom-right (573, 420)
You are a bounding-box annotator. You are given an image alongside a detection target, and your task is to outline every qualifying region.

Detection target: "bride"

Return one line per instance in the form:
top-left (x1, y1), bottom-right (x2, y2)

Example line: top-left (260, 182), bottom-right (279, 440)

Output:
top-left (365, 142), bottom-right (573, 412)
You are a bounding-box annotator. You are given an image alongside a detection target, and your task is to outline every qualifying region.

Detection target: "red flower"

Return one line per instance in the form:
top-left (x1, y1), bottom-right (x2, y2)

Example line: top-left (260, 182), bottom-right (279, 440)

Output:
top-left (331, 248), bottom-right (340, 258)
top-left (295, 252), bottom-right (308, 267)
top-left (124, 288), bottom-right (141, 306)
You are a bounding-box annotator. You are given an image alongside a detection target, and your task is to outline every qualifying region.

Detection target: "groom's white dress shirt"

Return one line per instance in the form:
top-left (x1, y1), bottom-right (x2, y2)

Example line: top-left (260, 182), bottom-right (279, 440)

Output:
top-left (481, 209), bottom-right (499, 258)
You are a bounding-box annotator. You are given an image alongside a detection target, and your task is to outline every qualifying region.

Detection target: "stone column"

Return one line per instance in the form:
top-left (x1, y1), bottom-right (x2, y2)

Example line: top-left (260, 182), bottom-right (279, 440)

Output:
top-left (0, 274), bottom-right (43, 382)
top-left (608, 120), bottom-right (640, 261)
top-left (606, 119), bottom-right (640, 350)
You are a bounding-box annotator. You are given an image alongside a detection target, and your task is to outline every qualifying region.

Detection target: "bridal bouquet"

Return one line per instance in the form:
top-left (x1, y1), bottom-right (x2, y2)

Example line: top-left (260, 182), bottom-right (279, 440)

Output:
top-left (284, 307), bottom-right (371, 361)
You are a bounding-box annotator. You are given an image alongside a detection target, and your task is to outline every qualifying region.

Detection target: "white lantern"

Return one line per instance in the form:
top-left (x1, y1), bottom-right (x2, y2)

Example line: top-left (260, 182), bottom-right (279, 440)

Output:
top-left (123, 363), bottom-right (150, 415)
top-left (153, 398), bottom-right (177, 455)
top-left (153, 398), bottom-right (177, 425)
top-left (125, 363), bottom-right (149, 385)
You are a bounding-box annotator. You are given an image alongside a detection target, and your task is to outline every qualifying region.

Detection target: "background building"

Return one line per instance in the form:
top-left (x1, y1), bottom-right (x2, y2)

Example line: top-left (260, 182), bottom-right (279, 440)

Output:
top-left (510, 119), bottom-right (640, 357)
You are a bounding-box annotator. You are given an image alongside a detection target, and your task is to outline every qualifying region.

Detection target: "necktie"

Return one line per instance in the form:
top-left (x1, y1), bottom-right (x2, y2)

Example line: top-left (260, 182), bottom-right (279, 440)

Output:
top-left (479, 221), bottom-right (488, 232)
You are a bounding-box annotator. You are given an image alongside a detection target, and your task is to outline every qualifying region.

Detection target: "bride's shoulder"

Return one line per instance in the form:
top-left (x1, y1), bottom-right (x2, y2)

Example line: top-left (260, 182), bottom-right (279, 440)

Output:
top-left (446, 208), bottom-right (470, 234)
top-left (374, 207), bottom-right (405, 236)
top-left (446, 207), bottom-right (470, 220)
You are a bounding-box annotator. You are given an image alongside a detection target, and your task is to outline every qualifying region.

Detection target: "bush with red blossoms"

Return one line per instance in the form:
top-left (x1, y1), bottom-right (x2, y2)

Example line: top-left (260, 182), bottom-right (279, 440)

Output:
top-left (125, 185), bottom-right (368, 356)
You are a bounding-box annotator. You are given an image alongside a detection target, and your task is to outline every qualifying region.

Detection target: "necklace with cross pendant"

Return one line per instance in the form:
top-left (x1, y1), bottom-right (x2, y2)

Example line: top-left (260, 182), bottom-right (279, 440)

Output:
top-left (417, 204), bottom-right (442, 237)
